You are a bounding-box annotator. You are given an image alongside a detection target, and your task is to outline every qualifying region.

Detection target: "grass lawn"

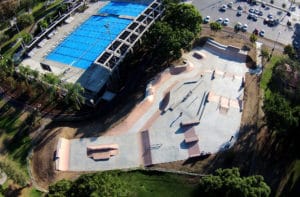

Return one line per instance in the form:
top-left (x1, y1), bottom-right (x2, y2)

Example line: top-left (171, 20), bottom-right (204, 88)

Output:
top-left (120, 170), bottom-right (199, 197)
top-left (0, 99), bottom-right (33, 183)
top-left (260, 55), bottom-right (282, 90)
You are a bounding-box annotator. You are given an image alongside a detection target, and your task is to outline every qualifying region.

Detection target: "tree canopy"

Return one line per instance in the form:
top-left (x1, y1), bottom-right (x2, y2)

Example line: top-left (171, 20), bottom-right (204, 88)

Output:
top-left (48, 172), bottom-right (130, 197)
top-left (198, 168), bottom-right (271, 197)
top-left (17, 13), bottom-right (34, 29)
top-left (210, 22), bottom-right (222, 33)
top-left (283, 44), bottom-right (296, 59)
top-left (144, 2), bottom-right (202, 60)
top-left (263, 58), bottom-right (300, 133)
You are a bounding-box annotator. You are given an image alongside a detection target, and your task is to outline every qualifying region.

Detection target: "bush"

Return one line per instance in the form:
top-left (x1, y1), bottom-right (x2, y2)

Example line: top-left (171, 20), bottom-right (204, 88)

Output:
top-left (0, 32), bottom-right (9, 44)
top-left (38, 19), bottom-right (48, 31)
top-left (17, 14), bottom-right (34, 30)
top-left (20, 32), bottom-right (32, 44)
top-left (198, 168), bottom-right (271, 197)
top-left (0, 157), bottom-right (28, 186)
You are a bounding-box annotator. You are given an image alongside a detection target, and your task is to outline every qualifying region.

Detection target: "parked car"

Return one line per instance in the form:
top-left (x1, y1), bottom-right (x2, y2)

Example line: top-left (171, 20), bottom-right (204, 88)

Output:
top-left (258, 11), bottom-right (263, 16)
top-left (203, 16), bottom-right (210, 23)
top-left (235, 22), bottom-right (242, 30)
top-left (261, 2), bottom-right (266, 8)
top-left (220, 4), bottom-right (227, 11)
top-left (227, 2), bottom-right (233, 8)
top-left (238, 5), bottom-right (243, 10)
top-left (241, 24), bottom-right (248, 32)
top-left (223, 18), bottom-right (230, 26)
top-left (249, 8), bottom-right (254, 13)
top-left (216, 17), bottom-right (223, 24)
top-left (267, 14), bottom-right (273, 19)
top-left (263, 18), bottom-right (269, 24)
top-left (253, 28), bottom-right (259, 35)
top-left (252, 14), bottom-right (258, 21)
top-left (237, 10), bottom-right (242, 16)
top-left (248, 13), bottom-right (254, 19)
top-left (259, 30), bottom-right (265, 37)
top-left (254, 9), bottom-right (260, 15)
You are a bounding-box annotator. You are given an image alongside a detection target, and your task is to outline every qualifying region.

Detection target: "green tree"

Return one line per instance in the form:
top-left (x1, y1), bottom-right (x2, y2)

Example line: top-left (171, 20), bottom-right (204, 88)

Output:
top-left (48, 172), bottom-right (130, 197)
top-left (38, 19), bottom-right (48, 31)
top-left (0, 32), bottom-right (9, 43)
top-left (210, 22), bottom-right (222, 34)
top-left (48, 179), bottom-right (72, 197)
top-left (144, 1), bottom-right (201, 61)
top-left (164, 3), bottom-right (202, 36)
top-left (263, 92), bottom-right (299, 132)
top-left (42, 73), bottom-right (60, 85)
top-left (20, 32), bottom-right (32, 44)
top-left (198, 168), bottom-right (271, 197)
top-left (20, 0), bottom-right (34, 12)
top-left (261, 48), bottom-right (270, 60)
top-left (283, 44), bottom-right (296, 59)
top-left (63, 83), bottom-right (85, 110)
top-left (17, 13), bottom-right (34, 29)
top-left (250, 33), bottom-right (258, 44)
top-left (0, 0), bottom-right (19, 20)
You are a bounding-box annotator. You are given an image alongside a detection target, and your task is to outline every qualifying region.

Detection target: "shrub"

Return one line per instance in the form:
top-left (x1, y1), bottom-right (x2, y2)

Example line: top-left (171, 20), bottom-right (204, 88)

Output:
top-left (0, 157), bottom-right (28, 186)
top-left (17, 14), bottom-right (34, 30)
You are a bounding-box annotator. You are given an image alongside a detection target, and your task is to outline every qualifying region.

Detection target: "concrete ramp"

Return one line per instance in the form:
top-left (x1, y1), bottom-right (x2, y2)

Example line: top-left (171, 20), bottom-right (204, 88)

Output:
top-left (55, 138), bottom-right (70, 171)
top-left (139, 130), bottom-right (152, 166)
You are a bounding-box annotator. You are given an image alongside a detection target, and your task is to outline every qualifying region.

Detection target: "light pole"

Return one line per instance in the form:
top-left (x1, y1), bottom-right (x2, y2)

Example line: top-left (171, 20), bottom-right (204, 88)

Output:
top-left (10, 17), bottom-right (25, 50)
top-left (271, 31), bottom-right (281, 58)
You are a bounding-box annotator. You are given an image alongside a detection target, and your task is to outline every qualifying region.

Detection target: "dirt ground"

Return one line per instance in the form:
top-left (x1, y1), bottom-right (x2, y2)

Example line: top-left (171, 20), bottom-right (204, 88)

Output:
top-left (30, 29), bottom-right (265, 190)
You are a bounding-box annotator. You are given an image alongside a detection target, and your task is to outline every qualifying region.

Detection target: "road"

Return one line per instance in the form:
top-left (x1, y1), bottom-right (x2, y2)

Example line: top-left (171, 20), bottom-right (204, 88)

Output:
top-left (192, 0), bottom-right (300, 46)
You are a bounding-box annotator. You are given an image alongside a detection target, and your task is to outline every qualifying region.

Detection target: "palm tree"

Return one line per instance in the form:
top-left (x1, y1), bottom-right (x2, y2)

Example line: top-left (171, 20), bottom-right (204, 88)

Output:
top-left (63, 83), bottom-right (85, 110)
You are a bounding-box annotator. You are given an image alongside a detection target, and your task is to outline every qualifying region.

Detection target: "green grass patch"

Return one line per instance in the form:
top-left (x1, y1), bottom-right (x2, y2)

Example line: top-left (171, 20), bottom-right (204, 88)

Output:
top-left (32, 0), bottom-right (63, 20)
top-left (0, 157), bottom-right (28, 186)
top-left (25, 188), bottom-right (42, 197)
top-left (120, 170), bottom-right (198, 197)
top-left (260, 56), bottom-right (282, 90)
top-left (0, 100), bottom-right (32, 176)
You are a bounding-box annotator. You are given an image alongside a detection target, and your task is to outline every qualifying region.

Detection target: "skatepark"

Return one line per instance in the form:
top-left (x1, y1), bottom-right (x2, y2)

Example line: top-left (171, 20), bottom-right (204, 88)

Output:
top-left (55, 40), bottom-right (249, 171)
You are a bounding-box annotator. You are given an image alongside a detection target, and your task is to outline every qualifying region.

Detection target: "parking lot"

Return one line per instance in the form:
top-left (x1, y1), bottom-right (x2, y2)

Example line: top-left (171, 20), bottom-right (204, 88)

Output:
top-left (192, 0), bottom-right (300, 47)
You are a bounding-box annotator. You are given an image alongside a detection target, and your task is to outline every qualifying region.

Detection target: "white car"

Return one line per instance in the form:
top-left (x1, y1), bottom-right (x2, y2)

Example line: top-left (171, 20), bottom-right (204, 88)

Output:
top-left (223, 18), bottom-right (230, 26)
top-left (204, 16), bottom-right (210, 23)
top-left (235, 22), bottom-right (242, 30)
top-left (216, 17), bottom-right (223, 24)
top-left (241, 24), bottom-right (248, 32)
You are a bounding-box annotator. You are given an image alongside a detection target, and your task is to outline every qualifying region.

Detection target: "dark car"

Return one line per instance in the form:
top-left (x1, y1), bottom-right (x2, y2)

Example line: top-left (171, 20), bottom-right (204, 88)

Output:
top-left (237, 10), bottom-right (242, 16)
top-left (253, 28), bottom-right (259, 35)
top-left (252, 15), bottom-right (258, 21)
top-left (258, 11), bottom-right (263, 16)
